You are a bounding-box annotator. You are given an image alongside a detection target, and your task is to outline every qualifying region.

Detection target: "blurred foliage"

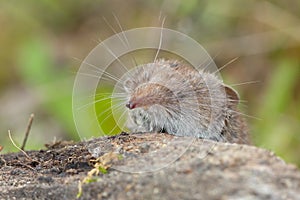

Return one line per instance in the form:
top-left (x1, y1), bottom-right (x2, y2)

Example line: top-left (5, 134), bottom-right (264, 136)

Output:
top-left (0, 0), bottom-right (299, 167)
top-left (253, 58), bottom-right (300, 164)
top-left (18, 38), bottom-right (76, 138)
top-left (95, 87), bottom-right (123, 137)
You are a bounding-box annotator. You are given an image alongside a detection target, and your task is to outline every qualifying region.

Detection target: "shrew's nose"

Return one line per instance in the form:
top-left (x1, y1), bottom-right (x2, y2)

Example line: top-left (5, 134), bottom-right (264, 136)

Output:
top-left (126, 101), bottom-right (136, 110)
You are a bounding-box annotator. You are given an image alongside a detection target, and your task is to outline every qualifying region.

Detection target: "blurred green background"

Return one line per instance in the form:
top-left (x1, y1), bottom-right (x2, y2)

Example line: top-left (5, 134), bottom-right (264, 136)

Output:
top-left (0, 0), bottom-right (299, 166)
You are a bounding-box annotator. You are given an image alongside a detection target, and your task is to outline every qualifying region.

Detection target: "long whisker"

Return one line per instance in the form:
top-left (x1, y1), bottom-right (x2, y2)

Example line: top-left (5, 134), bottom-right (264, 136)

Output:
top-left (94, 92), bottom-right (127, 97)
top-left (72, 57), bottom-right (121, 83)
top-left (76, 96), bottom-right (126, 107)
top-left (107, 107), bottom-right (128, 135)
top-left (102, 16), bottom-right (128, 50)
top-left (81, 101), bottom-right (114, 134)
top-left (158, 11), bottom-right (162, 22)
top-left (99, 103), bottom-right (125, 127)
top-left (201, 51), bottom-right (221, 71)
top-left (154, 16), bottom-right (166, 62)
top-left (90, 101), bottom-right (125, 132)
top-left (228, 109), bottom-right (261, 120)
top-left (97, 37), bottom-right (133, 78)
top-left (84, 102), bottom-right (125, 136)
top-left (77, 94), bottom-right (127, 111)
top-left (73, 72), bottom-right (102, 79)
top-left (74, 72), bottom-right (124, 91)
top-left (213, 57), bottom-right (239, 74)
top-left (229, 80), bottom-right (261, 87)
top-left (113, 13), bottom-right (138, 67)
top-left (76, 96), bottom-right (111, 111)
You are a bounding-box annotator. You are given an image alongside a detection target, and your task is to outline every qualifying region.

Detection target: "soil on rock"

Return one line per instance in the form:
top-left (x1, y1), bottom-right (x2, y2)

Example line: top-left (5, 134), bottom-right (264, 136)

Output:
top-left (0, 132), bottom-right (300, 200)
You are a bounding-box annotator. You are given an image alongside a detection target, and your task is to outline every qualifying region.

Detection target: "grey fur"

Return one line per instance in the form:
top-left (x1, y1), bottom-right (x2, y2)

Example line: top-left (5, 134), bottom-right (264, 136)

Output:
top-left (123, 59), bottom-right (249, 144)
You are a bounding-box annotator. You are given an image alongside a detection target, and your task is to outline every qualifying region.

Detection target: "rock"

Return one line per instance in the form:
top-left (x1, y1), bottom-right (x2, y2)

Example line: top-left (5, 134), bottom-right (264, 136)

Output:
top-left (0, 133), bottom-right (299, 200)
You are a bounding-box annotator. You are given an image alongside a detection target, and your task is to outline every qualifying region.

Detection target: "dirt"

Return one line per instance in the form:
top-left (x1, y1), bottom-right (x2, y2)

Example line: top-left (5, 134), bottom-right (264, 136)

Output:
top-left (0, 132), bottom-right (300, 200)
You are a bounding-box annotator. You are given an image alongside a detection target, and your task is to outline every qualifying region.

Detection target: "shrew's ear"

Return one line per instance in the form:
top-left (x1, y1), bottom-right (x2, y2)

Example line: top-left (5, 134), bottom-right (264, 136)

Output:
top-left (224, 86), bottom-right (239, 106)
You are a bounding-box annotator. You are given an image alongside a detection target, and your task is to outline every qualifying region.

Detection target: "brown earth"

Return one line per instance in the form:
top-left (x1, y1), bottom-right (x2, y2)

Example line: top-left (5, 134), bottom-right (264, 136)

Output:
top-left (0, 132), bottom-right (299, 200)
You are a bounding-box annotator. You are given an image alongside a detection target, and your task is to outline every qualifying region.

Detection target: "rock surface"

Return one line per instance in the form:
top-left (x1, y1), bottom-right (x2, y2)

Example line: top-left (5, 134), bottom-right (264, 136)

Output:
top-left (0, 132), bottom-right (299, 200)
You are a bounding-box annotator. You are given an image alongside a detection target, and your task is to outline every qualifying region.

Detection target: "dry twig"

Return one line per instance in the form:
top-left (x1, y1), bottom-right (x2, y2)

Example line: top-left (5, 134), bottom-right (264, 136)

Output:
top-left (21, 113), bottom-right (34, 151)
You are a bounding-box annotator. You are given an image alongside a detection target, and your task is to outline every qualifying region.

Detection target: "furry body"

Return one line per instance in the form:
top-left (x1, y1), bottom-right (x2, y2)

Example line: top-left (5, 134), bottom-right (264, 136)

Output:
top-left (123, 59), bottom-right (249, 144)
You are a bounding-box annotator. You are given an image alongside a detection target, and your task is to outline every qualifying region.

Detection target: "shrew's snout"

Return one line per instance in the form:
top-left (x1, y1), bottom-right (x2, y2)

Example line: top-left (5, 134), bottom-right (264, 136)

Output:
top-left (126, 101), bottom-right (136, 110)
